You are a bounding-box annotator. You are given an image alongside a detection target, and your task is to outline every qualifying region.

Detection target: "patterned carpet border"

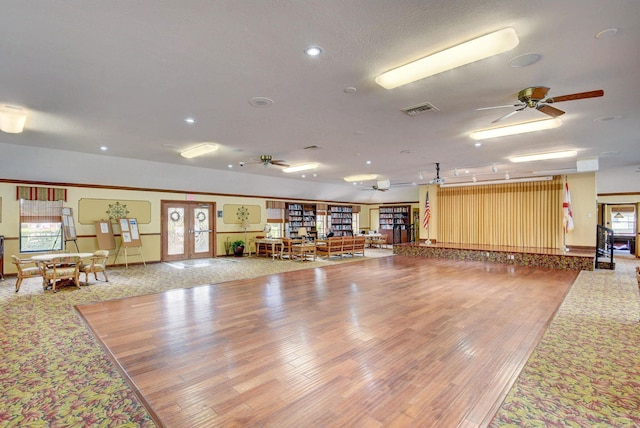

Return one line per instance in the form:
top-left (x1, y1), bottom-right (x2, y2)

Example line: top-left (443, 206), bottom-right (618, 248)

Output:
top-left (491, 257), bottom-right (640, 427)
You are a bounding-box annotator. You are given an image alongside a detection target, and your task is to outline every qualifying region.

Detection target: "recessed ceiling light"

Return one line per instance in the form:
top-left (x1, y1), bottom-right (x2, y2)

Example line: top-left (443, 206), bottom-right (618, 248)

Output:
top-left (344, 87), bottom-right (357, 93)
top-left (344, 174), bottom-right (378, 182)
top-left (509, 53), bottom-right (541, 67)
top-left (375, 28), bottom-right (519, 89)
top-left (184, 117), bottom-right (196, 124)
top-left (366, 160), bottom-right (372, 165)
top-left (470, 118), bottom-right (562, 140)
top-left (228, 164), bottom-right (233, 168)
top-left (474, 142), bottom-right (482, 147)
top-left (595, 28), bottom-right (618, 39)
top-left (509, 150), bottom-right (577, 163)
top-left (304, 46), bottom-right (323, 56)
top-left (100, 146), bottom-right (108, 151)
top-left (249, 97), bottom-right (274, 108)
top-left (180, 143), bottom-right (219, 159)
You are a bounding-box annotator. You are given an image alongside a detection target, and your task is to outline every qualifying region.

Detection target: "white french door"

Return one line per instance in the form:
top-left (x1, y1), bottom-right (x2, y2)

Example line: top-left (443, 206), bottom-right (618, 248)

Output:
top-left (162, 201), bottom-right (216, 261)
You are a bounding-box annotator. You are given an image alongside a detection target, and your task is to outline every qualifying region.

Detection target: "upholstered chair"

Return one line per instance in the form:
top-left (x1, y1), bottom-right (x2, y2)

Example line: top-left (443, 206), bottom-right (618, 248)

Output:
top-left (11, 255), bottom-right (41, 292)
top-left (81, 250), bottom-right (110, 283)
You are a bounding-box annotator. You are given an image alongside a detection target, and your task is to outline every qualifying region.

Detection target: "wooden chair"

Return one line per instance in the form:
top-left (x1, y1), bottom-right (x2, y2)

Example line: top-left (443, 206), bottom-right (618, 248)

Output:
top-left (280, 238), bottom-right (294, 260)
top-left (80, 250), bottom-right (110, 283)
top-left (40, 255), bottom-right (81, 292)
top-left (11, 255), bottom-right (41, 292)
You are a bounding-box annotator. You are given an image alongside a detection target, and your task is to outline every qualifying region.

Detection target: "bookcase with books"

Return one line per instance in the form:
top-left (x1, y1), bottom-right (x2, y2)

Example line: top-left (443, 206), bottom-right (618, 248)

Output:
top-left (379, 205), bottom-right (410, 243)
top-left (287, 203), bottom-right (317, 237)
top-left (329, 205), bottom-right (353, 236)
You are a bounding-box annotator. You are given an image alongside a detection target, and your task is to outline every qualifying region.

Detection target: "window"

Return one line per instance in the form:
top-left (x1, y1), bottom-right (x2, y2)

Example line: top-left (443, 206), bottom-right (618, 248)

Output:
top-left (610, 207), bottom-right (636, 235)
top-left (19, 199), bottom-right (63, 252)
top-left (352, 213), bottom-right (360, 235)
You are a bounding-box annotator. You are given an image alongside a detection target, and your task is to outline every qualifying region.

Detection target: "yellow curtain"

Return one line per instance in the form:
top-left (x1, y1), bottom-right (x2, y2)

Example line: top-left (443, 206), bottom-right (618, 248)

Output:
top-left (437, 177), bottom-right (563, 248)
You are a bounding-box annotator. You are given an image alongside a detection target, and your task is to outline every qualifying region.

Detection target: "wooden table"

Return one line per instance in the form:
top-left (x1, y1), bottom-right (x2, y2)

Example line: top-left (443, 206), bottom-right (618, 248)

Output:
top-left (255, 238), bottom-right (283, 260)
top-left (31, 252), bottom-right (93, 290)
top-left (292, 243), bottom-right (316, 261)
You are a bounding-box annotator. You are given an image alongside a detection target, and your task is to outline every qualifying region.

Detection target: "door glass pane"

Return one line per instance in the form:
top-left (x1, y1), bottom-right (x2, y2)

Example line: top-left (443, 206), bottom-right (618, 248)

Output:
top-left (167, 207), bottom-right (185, 255)
top-left (193, 207), bottom-right (210, 254)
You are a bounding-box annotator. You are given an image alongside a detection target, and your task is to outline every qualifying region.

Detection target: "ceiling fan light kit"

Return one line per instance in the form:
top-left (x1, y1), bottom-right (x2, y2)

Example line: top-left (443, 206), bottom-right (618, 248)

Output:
top-left (375, 28), bottom-right (519, 89)
top-left (470, 118), bottom-right (562, 140)
top-left (0, 105), bottom-right (28, 133)
top-left (180, 143), bottom-right (219, 159)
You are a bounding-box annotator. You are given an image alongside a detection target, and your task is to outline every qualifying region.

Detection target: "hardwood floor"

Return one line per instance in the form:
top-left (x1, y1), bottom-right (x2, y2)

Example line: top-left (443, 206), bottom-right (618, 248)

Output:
top-left (76, 256), bottom-right (578, 427)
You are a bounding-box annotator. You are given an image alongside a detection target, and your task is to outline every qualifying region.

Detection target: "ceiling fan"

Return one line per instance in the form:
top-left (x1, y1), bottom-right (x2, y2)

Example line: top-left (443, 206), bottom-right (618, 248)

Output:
top-left (243, 154), bottom-right (289, 168)
top-left (362, 179), bottom-right (415, 192)
top-left (477, 87), bottom-right (604, 123)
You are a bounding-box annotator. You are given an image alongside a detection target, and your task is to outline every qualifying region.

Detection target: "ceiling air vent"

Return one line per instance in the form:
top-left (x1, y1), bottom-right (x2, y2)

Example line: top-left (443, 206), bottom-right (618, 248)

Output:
top-left (401, 102), bottom-right (440, 116)
top-left (304, 145), bottom-right (323, 150)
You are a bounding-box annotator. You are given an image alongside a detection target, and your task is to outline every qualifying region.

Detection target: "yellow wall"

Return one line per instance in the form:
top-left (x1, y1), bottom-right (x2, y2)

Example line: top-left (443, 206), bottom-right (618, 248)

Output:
top-left (0, 182), bottom-right (364, 275)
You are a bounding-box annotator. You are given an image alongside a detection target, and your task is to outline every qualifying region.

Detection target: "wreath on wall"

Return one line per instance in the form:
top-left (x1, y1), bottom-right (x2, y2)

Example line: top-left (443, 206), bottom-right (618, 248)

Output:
top-left (106, 201), bottom-right (130, 220)
top-left (236, 206), bottom-right (249, 222)
top-left (170, 211), bottom-right (181, 222)
top-left (196, 211), bottom-right (207, 222)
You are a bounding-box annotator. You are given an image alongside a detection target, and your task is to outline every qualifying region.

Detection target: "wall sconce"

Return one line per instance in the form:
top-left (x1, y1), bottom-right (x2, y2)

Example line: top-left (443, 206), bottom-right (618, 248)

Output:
top-left (0, 105), bottom-right (28, 133)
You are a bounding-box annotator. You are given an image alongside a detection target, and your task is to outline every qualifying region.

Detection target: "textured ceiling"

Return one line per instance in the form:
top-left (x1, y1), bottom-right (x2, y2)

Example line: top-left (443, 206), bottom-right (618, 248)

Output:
top-left (0, 1), bottom-right (638, 199)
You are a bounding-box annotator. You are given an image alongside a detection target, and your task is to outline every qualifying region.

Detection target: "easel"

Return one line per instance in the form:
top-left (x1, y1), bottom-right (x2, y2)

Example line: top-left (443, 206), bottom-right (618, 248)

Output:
top-left (61, 207), bottom-right (80, 252)
top-left (94, 220), bottom-right (116, 265)
top-left (114, 218), bottom-right (146, 268)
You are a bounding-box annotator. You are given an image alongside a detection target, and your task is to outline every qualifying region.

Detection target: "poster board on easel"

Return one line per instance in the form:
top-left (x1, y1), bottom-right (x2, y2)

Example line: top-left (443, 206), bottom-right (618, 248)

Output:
top-left (115, 218), bottom-right (145, 268)
top-left (94, 221), bottom-right (116, 250)
top-left (61, 207), bottom-right (80, 251)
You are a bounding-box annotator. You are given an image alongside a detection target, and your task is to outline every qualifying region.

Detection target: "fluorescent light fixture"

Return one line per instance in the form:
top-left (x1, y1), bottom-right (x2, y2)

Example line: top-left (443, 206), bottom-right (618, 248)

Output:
top-left (0, 105), bottom-right (28, 133)
top-left (282, 163), bottom-right (319, 173)
top-left (441, 176), bottom-right (553, 188)
top-left (344, 174), bottom-right (378, 182)
top-left (510, 150), bottom-right (577, 163)
top-left (180, 143), bottom-right (219, 159)
top-left (375, 28), bottom-right (519, 89)
top-left (470, 118), bottom-right (562, 140)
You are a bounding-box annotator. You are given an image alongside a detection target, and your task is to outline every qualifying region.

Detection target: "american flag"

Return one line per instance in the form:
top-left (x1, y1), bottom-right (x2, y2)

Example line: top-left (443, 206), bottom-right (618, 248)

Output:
top-left (422, 193), bottom-right (431, 229)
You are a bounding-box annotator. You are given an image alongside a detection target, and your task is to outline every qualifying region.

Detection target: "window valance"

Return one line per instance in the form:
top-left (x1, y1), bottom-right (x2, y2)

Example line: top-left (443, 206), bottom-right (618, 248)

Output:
top-left (17, 186), bottom-right (67, 201)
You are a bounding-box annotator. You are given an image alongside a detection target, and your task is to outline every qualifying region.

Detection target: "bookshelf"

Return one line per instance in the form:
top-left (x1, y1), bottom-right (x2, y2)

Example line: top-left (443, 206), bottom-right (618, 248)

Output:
top-left (379, 205), bottom-right (410, 243)
top-left (287, 203), bottom-right (316, 237)
top-left (329, 205), bottom-right (353, 236)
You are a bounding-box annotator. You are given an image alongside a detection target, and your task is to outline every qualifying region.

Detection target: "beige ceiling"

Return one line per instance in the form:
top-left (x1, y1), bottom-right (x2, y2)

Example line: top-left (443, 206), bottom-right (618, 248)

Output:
top-left (1, 1), bottom-right (638, 196)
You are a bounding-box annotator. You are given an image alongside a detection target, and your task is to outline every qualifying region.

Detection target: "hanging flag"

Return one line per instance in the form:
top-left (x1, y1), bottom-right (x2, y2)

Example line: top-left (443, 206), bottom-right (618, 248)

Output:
top-left (423, 192), bottom-right (431, 229)
top-left (563, 181), bottom-right (574, 233)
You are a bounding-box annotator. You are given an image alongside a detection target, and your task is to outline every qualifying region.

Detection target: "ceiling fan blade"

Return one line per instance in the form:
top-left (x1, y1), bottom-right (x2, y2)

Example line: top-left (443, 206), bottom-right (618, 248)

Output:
top-left (476, 103), bottom-right (525, 111)
top-left (536, 104), bottom-right (565, 118)
top-left (528, 86), bottom-right (550, 100)
top-left (491, 107), bottom-right (524, 123)
top-left (545, 89), bottom-right (604, 103)
top-left (271, 160), bottom-right (290, 167)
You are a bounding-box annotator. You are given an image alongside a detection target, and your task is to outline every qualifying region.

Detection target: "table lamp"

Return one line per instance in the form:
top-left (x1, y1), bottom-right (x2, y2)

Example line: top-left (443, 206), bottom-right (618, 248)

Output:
top-left (297, 227), bottom-right (307, 241)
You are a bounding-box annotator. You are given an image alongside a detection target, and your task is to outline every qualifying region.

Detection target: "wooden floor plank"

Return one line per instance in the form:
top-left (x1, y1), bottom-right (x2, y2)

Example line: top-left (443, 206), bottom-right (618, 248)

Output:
top-left (77, 256), bottom-right (577, 427)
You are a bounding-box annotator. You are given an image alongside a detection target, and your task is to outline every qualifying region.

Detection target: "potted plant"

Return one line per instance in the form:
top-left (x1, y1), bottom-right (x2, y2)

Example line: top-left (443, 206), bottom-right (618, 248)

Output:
top-left (231, 240), bottom-right (245, 257)
top-left (224, 237), bottom-right (232, 256)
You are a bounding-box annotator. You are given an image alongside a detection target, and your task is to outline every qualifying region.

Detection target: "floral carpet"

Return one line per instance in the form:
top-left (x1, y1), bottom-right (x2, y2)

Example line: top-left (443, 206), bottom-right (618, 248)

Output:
top-left (1, 251), bottom-right (638, 427)
top-left (491, 255), bottom-right (640, 427)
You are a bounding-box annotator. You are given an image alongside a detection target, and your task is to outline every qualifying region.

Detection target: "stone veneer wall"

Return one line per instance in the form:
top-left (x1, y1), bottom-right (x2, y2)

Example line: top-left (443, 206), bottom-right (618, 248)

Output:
top-left (393, 245), bottom-right (594, 271)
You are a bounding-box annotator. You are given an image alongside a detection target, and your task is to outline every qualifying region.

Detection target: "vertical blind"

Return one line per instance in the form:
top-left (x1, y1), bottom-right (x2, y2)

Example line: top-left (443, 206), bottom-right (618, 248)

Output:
top-left (437, 177), bottom-right (563, 248)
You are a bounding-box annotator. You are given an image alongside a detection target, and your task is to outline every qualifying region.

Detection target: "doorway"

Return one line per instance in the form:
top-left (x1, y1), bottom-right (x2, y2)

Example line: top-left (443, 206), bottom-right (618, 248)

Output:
top-left (161, 201), bottom-right (216, 262)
